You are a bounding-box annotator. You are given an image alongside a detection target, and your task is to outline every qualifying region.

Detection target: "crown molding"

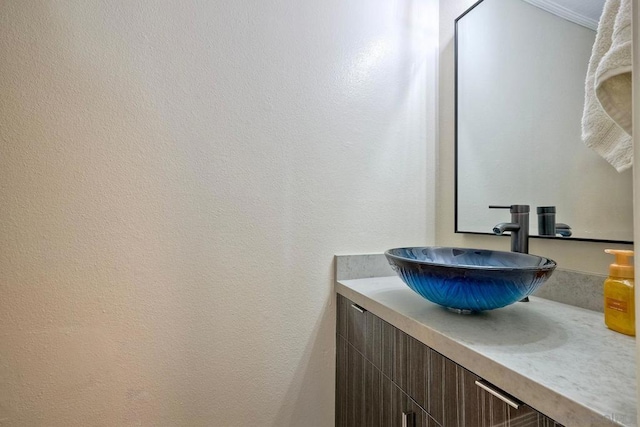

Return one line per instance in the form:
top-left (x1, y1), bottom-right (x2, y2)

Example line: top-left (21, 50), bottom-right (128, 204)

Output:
top-left (522, 0), bottom-right (599, 30)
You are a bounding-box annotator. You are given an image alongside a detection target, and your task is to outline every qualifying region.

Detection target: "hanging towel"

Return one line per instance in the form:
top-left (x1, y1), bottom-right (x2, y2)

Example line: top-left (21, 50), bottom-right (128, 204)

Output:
top-left (581, 0), bottom-right (632, 172)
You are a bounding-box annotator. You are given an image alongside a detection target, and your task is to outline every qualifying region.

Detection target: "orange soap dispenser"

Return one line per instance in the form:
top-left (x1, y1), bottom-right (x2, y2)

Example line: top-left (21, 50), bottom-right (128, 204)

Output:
top-left (604, 249), bottom-right (635, 336)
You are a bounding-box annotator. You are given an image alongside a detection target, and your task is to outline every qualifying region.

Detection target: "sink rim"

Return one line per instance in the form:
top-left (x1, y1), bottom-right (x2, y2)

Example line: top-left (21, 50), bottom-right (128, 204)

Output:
top-left (385, 246), bottom-right (557, 272)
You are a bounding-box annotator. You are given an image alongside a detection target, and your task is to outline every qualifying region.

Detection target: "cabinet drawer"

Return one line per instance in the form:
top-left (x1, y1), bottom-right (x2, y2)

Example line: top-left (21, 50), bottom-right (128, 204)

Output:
top-left (475, 379), bottom-right (564, 427)
top-left (336, 333), bottom-right (434, 427)
top-left (347, 299), bottom-right (367, 354)
top-left (337, 295), bottom-right (394, 378)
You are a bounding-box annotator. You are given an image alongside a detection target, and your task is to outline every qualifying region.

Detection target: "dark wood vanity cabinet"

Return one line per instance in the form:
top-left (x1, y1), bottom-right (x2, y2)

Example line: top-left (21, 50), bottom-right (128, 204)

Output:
top-left (336, 295), bottom-right (563, 427)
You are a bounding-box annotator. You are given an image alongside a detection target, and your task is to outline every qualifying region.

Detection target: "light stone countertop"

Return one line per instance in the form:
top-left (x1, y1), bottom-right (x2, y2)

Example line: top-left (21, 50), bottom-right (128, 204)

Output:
top-left (336, 275), bottom-right (637, 427)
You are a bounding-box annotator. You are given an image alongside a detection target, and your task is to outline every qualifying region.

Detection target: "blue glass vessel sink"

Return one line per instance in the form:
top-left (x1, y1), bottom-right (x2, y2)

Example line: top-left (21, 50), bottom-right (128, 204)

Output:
top-left (385, 247), bottom-right (556, 312)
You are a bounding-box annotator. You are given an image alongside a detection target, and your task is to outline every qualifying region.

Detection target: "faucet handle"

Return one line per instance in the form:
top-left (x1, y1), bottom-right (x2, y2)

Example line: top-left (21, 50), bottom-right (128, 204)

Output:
top-left (489, 205), bottom-right (530, 213)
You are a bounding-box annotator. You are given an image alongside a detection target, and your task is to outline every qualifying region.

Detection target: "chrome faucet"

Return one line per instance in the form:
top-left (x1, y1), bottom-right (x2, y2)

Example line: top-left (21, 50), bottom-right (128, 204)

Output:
top-left (489, 205), bottom-right (530, 254)
top-left (490, 204), bottom-right (531, 302)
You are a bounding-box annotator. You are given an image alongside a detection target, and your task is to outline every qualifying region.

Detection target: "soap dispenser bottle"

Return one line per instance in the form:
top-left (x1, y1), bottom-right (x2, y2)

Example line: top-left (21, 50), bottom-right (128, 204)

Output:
top-left (604, 249), bottom-right (635, 336)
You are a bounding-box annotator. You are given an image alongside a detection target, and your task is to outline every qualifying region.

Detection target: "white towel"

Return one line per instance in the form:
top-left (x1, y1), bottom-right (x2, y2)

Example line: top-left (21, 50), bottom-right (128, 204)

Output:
top-left (582, 0), bottom-right (632, 172)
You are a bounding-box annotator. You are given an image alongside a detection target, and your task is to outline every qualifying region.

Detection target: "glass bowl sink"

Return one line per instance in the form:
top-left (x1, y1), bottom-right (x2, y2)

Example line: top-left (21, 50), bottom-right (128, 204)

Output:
top-left (385, 247), bottom-right (556, 312)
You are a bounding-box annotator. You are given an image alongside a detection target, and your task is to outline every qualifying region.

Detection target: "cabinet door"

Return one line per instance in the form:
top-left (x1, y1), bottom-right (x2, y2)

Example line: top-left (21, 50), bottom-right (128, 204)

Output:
top-left (384, 369), bottom-right (435, 427)
top-left (336, 334), bottom-right (368, 427)
top-left (458, 367), bottom-right (482, 427)
top-left (428, 348), bottom-right (460, 426)
top-left (395, 385), bottom-right (437, 427)
top-left (336, 336), bottom-right (347, 427)
top-left (347, 339), bottom-right (366, 427)
top-left (337, 333), bottom-right (435, 427)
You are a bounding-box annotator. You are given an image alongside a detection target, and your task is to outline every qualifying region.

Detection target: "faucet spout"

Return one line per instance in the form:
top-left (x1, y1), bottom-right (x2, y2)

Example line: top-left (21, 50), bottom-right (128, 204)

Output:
top-left (493, 222), bottom-right (520, 235)
top-left (555, 223), bottom-right (572, 237)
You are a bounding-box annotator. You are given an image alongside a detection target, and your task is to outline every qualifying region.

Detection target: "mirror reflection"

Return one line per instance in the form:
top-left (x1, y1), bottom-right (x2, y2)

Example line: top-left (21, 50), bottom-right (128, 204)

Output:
top-left (455, 0), bottom-right (632, 243)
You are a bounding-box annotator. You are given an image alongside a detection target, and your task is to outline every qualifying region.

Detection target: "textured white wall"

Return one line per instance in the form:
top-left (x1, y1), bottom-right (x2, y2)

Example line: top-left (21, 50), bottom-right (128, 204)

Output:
top-left (0, 1), bottom-right (437, 425)
top-left (438, 0), bottom-right (633, 274)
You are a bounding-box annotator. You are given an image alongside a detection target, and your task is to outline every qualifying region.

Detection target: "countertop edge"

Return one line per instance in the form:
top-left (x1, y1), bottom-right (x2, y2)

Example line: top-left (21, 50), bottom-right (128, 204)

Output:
top-left (335, 280), bottom-right (625, 427)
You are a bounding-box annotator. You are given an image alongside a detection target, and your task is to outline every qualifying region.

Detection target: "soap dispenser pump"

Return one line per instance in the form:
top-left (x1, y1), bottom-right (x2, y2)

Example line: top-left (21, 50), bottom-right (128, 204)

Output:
top-left (604, 249), bottom-right (635, 336)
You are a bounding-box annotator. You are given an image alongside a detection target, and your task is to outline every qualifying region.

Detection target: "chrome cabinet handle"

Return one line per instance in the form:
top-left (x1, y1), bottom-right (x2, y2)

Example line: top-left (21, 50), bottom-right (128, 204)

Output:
top-left (402, 411), bottom-right (414, 427)
top-left (350, 303), bottom-right (365, 313)
top-left (475, 380), bottom-right (523, 409)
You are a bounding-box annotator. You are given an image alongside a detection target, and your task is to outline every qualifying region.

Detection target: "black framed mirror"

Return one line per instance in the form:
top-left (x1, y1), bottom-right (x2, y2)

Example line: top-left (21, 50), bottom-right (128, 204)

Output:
top-left (454, 0), bottom-right (632, 244)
